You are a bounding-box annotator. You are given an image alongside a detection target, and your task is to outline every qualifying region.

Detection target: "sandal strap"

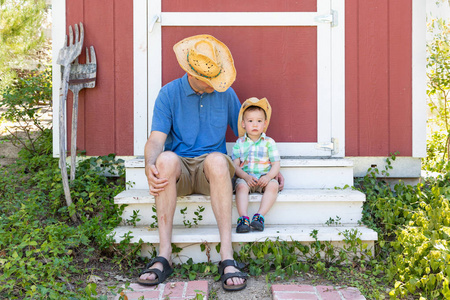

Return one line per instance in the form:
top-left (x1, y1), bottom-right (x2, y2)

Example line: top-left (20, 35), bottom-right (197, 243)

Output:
top-left (219, 259), bottom-right (246, 275)
top-left (139, 267), bottom-right (163, 279)
top-left (140, 256), bottom-right (173, 277)
top-left (220, 271), bottom-right (248, 284)
top-left (145, 256), bottom-right (172, 272)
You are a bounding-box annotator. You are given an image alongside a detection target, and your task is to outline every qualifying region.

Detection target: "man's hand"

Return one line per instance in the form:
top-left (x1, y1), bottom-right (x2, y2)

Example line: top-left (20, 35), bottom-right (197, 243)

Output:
top-left (276, 172), bottom-right (285, 191)
top-left (144, 131), bottom-right (168, 196)
top-left (145, 164), bottom-right (169, 196)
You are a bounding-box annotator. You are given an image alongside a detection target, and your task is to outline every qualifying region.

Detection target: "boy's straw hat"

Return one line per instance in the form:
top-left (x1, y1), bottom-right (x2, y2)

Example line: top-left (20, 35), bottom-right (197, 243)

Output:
top-left (173, 34), bottom-right (236, 92)
top-left (238, 97), bottom-right (272, 137)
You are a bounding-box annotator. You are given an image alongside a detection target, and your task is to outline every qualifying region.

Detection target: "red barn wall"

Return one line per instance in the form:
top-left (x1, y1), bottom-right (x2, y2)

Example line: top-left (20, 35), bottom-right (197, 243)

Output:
top-left (65, 0), bottom-right (412, 157)
top-left (345, 0), bottom-right (412, 156)
top-left (65, 0), bottom-right (134, 156)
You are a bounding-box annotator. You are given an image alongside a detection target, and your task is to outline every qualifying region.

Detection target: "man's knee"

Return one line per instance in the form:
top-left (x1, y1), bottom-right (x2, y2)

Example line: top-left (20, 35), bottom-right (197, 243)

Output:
top-left (155, 151), bottom-right (181, 176)
top-left (204, 153), bottom-right (230, 177)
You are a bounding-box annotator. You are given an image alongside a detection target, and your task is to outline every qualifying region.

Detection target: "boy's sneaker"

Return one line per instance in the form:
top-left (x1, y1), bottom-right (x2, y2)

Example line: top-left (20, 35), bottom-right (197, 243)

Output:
top-left (236, 216), bottom-right (250, 233)
top-left (250, 214), bottom-right (265, 231)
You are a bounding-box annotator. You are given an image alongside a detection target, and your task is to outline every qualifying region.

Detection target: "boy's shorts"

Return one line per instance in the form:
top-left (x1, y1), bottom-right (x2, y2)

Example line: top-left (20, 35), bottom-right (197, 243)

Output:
top-left (176, 153), bottom-right (235, 197)
top-left (235, 178), bottom-right (279, 193)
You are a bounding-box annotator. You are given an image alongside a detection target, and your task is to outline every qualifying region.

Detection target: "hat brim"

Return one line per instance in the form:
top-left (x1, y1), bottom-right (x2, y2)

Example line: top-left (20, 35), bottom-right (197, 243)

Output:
top-left (238, 97), bottom-right (272, 137)
top-left (173, 35), bottom-right (236, 92)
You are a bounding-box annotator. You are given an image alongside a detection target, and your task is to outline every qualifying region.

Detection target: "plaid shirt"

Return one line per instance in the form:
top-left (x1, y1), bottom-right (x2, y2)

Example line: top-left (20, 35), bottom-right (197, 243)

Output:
top-left (232, 133), bottom-right (280, 179)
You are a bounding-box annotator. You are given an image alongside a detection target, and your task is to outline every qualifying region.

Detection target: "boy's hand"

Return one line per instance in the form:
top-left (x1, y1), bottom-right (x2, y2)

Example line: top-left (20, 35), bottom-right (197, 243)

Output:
top-left (258, 175), bottom-right (271, 187)
top-left (245, 174), bottom-right (258, 187)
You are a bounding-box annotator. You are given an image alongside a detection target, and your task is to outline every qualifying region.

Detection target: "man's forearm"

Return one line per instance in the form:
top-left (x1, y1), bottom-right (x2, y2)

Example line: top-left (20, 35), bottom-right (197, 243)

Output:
top-left (144, 133), bottom-right (166, 167)
top-left (145, 140), bottom-right (163, 167)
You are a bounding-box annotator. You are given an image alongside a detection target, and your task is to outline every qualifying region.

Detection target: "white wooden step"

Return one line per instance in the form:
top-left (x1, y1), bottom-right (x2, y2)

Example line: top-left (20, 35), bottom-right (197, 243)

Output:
top-left (115, 188), bottom-right (365, 226)
top-left (111, 224), bottom-right (377, 263)
top-left (124, 158), bottom-right (354, 190)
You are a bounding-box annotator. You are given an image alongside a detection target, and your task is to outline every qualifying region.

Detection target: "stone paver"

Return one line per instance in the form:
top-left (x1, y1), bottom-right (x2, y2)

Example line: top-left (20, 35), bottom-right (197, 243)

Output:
top-left (272, 284), bottom-right (366, 300)
top-left (118, 282), bottom-right (366, 300)
top-left (116, 281), bottom-right (208, 300)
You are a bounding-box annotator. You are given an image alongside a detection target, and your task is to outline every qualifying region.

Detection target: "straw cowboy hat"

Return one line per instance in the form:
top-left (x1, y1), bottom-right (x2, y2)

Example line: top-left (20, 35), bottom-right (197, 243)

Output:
top-left (173, 34), bottom-right (236, 92)
top-left (238, 97), bottom-right (272, 137)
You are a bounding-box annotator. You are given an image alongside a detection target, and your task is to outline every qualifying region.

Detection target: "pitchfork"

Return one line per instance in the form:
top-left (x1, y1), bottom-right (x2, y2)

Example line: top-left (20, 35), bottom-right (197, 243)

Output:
top-left (68, 46), bottom-right (97, 181)
top-left (57, 23), bottom-right (83, 222)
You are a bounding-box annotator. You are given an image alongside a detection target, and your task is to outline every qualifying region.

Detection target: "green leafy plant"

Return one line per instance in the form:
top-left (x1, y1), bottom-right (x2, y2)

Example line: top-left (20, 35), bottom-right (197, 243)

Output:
top-left (0, 130), bottom-right (130, 298)
top-left (0, 0), bottom-right (49, 92)
top-left (149, 205), bottom-right (158, 228)
top-left (0, 67), bottom-right (52, 154)
top-left (126, 210), bottom-right (141, 227)
top-left (180, 205), bottom-right (205, 228)
top-left (425, 17), bottom-right (450, 172)
top-left (325, 216), bottom-right (342, 226)
top-left (173, 258), bottom-right (218, 281)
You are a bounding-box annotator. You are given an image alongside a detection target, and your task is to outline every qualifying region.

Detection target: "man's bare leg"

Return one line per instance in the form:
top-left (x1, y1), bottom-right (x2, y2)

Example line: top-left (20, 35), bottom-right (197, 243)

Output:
top-left (203, 153), bottom-right (245, 287)
top-left (140, 151), bottom-right (181, 281)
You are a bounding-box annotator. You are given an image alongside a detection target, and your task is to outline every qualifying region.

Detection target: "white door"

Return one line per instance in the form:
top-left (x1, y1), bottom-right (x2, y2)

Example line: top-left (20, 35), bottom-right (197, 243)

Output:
top-left (133, 0), bottom-right (345, 157)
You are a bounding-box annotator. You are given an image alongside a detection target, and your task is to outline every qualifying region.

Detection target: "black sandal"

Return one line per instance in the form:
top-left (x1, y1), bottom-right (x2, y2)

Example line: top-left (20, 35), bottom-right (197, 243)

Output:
top-left (218, 259), bottom-right (248, 292)
top-left (137, 256), bottom-right (173, 286)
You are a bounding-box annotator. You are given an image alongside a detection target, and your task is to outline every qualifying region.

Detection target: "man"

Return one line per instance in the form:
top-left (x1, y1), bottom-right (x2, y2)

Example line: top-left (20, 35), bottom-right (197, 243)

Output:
top-left (137, 35), bottom-right (282, 292)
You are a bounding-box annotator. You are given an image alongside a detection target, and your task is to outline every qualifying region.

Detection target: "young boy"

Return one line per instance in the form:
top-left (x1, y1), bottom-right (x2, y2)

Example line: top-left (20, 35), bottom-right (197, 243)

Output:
top-left (232, 97), bottom-right (280, 233)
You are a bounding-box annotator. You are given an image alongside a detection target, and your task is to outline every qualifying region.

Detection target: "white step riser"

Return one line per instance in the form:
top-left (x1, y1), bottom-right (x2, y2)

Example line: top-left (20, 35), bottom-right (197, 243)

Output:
top-left (115, 189), bottom-right (365, 226)
top-left (119, 200), bottom-right (363, 226)
top-left (125, 166), bottom-right (353, 190)
top-left (112, 225), bottom-right (377, 263)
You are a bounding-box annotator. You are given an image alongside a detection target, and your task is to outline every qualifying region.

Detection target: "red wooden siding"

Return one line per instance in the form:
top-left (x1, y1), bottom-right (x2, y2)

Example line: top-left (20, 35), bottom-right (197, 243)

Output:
top-left (65, 0), bottom-right (133, 156)
top-left (345, 0), bottom-right (412, 156)
top-left (66, 0), bottom-right (413, 157)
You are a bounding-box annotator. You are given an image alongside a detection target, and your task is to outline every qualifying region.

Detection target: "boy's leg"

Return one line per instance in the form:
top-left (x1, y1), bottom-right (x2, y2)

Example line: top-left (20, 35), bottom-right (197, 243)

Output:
top-left (235, 179), bottom-right (250, 217)
top-left (140, 151), bottom-right (182, 282)
top-left (257, 179), bottom-right (279, 216)
top-left (202, 153), bottom-right (245, 287)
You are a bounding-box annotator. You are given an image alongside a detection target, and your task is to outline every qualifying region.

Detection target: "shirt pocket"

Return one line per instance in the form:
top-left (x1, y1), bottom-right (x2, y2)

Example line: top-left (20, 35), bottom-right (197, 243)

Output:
top-left (210, 100), bottom-right (228, 130)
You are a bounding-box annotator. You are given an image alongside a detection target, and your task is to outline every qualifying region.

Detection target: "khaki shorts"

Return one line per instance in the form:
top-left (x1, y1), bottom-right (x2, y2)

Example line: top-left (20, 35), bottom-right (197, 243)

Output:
top-left (235, 178), bottom-right (279, 194)
top-left (176, 153), bottom-right (235, 196)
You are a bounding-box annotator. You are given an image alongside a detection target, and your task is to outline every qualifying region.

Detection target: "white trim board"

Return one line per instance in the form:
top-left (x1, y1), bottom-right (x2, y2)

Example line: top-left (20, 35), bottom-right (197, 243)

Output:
top-left (133, 0), bottom-right (149, 155)
top-left (51, 0), bottom-right (66, 157)
top-left (161, 12), bottom-right (319, 26)
top-left (412, 0), bottom-right (427, 158)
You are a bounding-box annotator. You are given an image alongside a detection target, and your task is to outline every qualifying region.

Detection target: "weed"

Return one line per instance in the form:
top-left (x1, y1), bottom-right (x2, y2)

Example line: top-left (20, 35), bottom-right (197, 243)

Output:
top-left (126, 210), bottom-right (141, 227)
top-left (325, 216), bottom-right (342, 226)
top-left (180, 205), bottom-right (205, 228)
top-left (150, 205), bottom-right (158, 228)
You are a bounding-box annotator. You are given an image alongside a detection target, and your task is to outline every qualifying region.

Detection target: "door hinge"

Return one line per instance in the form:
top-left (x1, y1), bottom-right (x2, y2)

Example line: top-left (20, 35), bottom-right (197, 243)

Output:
top-left (149, 14), bottom-right (161, 33)
top-left (315, 10), bottom-right (338, 27)
top-left (315, 138), bottom-right (339, 155)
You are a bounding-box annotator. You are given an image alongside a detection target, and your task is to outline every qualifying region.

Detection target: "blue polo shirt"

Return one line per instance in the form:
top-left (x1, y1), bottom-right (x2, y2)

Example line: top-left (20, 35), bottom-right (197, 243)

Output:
top-left (151, 74), bottom-right (241, 158)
